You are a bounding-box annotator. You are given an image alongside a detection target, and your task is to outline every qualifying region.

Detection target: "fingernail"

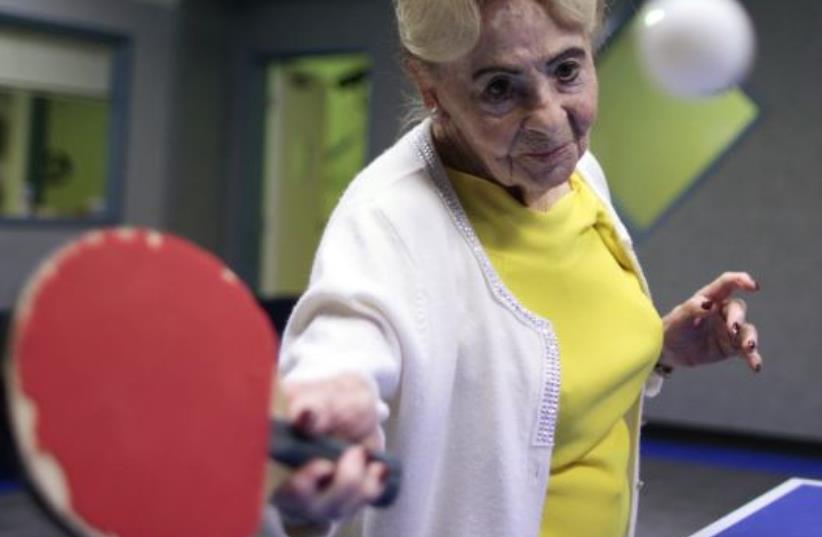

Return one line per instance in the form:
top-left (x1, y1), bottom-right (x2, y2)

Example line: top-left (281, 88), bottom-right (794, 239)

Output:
top-left (732, 322), bottom-right (740, 336)
top-left (378, 464), bottom-right (390, 484)
top-left (747, 340), bottom-right (757, 351)
top-left (754, 280), bottom-right (761, 291)
top-left (296, 410), bottom-right (316, 433)
top-left (701, 300), bottom-right (713, 310)
top-left (754, 363), bottom-right (762, 373)
top-left (317, 471), bottom-right (334, 490)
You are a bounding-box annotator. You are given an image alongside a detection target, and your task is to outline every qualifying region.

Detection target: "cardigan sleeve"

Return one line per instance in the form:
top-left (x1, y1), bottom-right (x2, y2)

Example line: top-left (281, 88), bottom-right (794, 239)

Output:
top-left (264, 201), bottom-right (421, 536)
top-left (277, 200), bottom-right (422, 422)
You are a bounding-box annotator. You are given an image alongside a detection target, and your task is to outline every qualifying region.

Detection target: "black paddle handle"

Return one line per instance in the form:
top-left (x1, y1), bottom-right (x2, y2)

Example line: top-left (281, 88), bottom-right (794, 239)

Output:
top-left (269, 419), bottom-right (401, 507)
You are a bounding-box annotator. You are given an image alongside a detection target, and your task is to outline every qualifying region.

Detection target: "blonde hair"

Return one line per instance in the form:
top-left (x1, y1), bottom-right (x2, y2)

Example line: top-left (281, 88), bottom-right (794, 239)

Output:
top-left (394, 0), bottom-right (604, 63)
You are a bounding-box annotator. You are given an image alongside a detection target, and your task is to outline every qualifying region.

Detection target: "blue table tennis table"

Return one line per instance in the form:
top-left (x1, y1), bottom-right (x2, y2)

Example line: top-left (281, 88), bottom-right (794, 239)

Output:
top-left (689, 478), bottom-right (822, 536)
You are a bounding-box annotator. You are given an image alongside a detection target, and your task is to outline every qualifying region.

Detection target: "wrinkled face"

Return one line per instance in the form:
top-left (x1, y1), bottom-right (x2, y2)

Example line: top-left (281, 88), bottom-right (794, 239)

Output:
top-left (424, 0), bottom-right (598, 203)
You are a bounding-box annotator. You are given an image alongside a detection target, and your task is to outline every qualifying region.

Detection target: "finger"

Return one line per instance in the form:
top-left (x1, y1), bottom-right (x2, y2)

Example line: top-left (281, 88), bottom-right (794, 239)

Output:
top-left (334, 460), bottom-right (387, 519)
top-left (675, 294), bottom-right (715, 328)
top-left (737, 323), bottom-right (762, 373)
top-left (744, 348), bottom-right (763, 374)
top-left (721, 298), bottom-right (748, 336)
top-left (287, 385), bottom-right (356, 436)
top-left (324, 387), bottom-right (379, 442)
top-left (361, 427), bottom-right (386, 452)
top-left (314, 446), bottom-right (371, 519)
top-left (360, 461), bottom-right (389, 505)
top-left (285, 377), bottom-right (379, 441)
top-left (698, 272), bottom-right (760, 303)
top-left (286, 388), bottom-right (330, 435)
top-left (711, 314), bottom-right (738, 358)
top-left (273, 459), bottom-right (336, 518)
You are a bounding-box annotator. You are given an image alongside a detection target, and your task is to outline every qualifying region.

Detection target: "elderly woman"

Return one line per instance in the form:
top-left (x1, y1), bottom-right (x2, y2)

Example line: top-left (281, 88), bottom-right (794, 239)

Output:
top-left (267, 0), bottom-right (762, 536)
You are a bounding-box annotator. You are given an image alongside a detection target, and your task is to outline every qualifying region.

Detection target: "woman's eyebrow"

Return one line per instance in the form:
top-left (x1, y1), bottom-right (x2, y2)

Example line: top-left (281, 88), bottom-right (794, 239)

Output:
top-left (547, 47), bottom-right (587, 67)
top-left (472, 65), bottom-right (521, 81)
top-left (472, 46), bottom-right (587, 80)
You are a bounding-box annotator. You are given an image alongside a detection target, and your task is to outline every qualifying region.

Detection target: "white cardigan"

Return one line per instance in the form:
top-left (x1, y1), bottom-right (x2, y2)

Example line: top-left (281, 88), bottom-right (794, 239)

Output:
top-left (270, 120), bottom-right (663, 537)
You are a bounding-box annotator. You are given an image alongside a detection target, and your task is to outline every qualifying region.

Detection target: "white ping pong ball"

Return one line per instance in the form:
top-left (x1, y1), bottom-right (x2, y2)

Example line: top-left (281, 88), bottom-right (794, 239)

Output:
top-left (636, 0), bottom-right (756, 98)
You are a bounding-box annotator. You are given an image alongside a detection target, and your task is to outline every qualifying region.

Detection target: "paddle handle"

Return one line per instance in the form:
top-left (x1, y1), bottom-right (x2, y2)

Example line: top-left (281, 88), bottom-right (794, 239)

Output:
top-left (269, 419), bottom-right (401, 507)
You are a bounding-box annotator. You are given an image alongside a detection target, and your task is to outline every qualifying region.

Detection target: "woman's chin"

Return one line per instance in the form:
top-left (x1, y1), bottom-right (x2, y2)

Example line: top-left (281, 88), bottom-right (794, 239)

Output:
top-left (515, 162), bottom-right (577, 191)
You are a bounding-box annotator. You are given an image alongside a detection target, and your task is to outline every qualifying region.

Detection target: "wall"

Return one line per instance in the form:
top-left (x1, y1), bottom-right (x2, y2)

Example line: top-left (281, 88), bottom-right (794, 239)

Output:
top-left (164, 0), bottom-right (229, 253)
top-left (641, 0), bottom-right (822, 441)
top-left (0, 0), bottom-right (178, 309)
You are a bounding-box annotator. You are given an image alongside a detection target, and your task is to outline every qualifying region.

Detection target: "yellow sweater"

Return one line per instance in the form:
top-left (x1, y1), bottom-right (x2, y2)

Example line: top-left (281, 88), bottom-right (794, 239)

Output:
top-left (447, 169), bottom-right (662, 537)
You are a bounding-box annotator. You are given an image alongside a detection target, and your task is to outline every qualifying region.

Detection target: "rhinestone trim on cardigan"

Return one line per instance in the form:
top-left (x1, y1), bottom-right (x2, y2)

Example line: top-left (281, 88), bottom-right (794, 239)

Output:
top-left (412, 124), bottom-right (561, 449)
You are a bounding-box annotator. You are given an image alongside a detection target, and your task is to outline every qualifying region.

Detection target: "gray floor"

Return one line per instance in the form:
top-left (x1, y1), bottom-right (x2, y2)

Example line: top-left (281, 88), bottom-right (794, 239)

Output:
top-left (0, 492), bottom-right (61, 537)
top-left (0, 457), bottom-right (792, 536)
top-left (637, 457), bottom-right (787, 536)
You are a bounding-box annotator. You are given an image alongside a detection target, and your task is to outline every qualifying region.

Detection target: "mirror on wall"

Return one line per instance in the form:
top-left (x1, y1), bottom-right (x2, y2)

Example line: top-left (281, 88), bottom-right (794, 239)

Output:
top-left (0, 25), bottom-right (123, 222)
top-left (257, 52), bottom-right (372, 297)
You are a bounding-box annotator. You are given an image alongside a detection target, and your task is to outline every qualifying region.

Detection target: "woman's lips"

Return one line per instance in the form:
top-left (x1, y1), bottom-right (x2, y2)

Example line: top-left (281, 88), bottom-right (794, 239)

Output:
top-left (520, 142), bottom-right (572, 162)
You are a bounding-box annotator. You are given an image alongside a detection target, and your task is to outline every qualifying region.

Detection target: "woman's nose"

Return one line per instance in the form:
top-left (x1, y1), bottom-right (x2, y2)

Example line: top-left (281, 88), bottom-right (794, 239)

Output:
top-left (524, 82), bottom-right (569, 134)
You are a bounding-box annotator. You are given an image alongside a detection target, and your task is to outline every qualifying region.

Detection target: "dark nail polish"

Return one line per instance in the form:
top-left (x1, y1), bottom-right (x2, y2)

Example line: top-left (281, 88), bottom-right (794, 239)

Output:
top-left (747, 340), bottom-right (757, 351)
top-left (754, 280), bottom-right (761, 291)
top-left (317, 472), bottom-right (334, 489)
top-left (702, 300), bottom-right (713, 310)
top-left (378, 464), bottom-right (390, 484)
top-left (296, 410), bottom-right (316, 432)
top-left (754, 363), bottom-right (762, 373)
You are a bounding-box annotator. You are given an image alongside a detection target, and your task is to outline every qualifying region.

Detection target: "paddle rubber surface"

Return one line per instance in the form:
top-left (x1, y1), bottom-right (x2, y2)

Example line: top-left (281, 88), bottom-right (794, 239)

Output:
top-left (8, 229), bottom-right (277, 537)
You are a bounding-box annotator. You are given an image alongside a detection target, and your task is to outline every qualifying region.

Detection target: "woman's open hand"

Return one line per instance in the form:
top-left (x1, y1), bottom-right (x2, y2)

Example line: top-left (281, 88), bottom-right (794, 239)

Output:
top-left (660, 272), bottom-right (762, 372)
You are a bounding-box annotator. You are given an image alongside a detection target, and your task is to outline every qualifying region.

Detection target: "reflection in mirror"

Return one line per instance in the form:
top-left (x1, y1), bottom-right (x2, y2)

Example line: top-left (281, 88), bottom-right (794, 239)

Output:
top-left (0, 27), bottom-right (114, 221)
top-left (258, 53), bottom-right (372, 297)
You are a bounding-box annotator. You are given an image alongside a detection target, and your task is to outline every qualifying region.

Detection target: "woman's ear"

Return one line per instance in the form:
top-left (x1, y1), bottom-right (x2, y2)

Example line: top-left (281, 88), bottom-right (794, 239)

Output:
top-left (405, 57), bottom-right (441, 111)
top-left (421, 88), bottom-right (439, 110)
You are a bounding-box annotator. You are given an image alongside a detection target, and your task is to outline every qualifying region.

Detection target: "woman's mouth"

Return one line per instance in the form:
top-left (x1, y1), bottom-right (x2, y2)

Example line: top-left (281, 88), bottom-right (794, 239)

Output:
top-left (521, 143), bottom-right (571, 161)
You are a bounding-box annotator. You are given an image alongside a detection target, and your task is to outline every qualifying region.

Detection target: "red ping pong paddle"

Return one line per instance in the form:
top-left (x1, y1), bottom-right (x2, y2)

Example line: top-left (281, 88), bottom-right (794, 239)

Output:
top-left (3, 228), bottom-right (400, 537)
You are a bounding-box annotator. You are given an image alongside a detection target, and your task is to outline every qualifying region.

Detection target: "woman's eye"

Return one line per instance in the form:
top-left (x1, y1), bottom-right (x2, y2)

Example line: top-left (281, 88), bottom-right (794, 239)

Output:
top-left (483, 77), bottom-right (514, 102)
top-left (555, 61), bottom-right (581, 83)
